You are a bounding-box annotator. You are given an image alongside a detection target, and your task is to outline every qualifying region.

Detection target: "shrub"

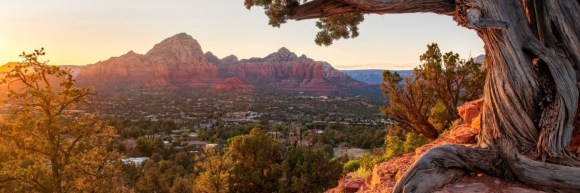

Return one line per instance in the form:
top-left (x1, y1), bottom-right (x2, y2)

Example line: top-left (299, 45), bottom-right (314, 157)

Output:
top-left (402, 133), bottom-right (430, 153)
top-left (384, 135), bottom-right (404, 159)
top-left (428, 101), bottom-right (450, 132)
top-left (343, 160), bottom-right (361, 173)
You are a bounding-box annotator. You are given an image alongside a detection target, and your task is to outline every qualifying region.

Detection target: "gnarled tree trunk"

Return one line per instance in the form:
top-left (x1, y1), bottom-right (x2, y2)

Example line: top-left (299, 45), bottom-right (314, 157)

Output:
top-left (283, 0), bottom-right (580, 192)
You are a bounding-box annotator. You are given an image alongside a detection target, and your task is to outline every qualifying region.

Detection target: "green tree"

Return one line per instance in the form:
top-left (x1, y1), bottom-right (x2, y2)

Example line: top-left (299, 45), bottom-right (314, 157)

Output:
top-left (382, 43), bottom-right (485, 139)
top-left (228, 128), bottom-right (283, 193)
top-left (0, 49), bottom-right (123, 192)
top-left (277, 147), bottom-right (341, 193)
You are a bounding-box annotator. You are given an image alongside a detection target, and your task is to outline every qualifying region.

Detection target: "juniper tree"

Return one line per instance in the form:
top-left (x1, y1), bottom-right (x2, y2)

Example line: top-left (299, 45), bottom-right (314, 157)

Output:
top-left (245, 0), bottom-right (580, 192)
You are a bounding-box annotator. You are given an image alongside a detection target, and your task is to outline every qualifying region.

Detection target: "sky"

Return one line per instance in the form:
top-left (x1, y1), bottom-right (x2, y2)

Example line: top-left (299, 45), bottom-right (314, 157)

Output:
top-left (0, 0), bottom-right (484, 70)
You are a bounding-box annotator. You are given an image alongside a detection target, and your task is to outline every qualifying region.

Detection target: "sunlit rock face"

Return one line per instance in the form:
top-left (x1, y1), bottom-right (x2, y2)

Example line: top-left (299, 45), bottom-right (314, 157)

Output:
top-left (77, 33), bottom-right (370, 95)
top-left (218, 47), bottom-right (366, 94)
top-left (77, 33), bottom-right (218, 91)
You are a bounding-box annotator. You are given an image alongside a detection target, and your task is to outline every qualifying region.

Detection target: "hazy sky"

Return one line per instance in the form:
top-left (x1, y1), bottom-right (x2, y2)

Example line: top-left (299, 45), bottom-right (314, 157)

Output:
top-left (0, 0), bottom-right (484, 70)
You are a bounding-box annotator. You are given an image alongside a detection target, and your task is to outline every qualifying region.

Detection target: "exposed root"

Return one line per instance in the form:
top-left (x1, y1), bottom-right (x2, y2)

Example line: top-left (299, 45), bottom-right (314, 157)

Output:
top-left (393, 143), bottom-right (580, 193)
top-left (501, 141), bottom-right (580, 192)
top-left (393, 145), bottom-right (501, 193)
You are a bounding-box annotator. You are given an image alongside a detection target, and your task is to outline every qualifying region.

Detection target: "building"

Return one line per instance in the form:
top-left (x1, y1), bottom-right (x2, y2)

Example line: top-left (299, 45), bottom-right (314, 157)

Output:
top-left (122, 157), bottom-right (149, 166)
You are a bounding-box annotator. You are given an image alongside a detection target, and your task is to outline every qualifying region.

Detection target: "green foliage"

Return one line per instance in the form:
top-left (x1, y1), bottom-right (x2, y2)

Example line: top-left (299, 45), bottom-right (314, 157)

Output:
top-left (345, 132), bottom-right (430, 175)
top-left (384, 135), bottom-right (404, 159)
top-left (323, 144), bottom-right (335, 157)
top-left (382, 43), bottom-right (486, 139)
top-left (402, 133), bottom-right (430, 153)
top-left (385, 132), bottom-right (429, 158)
top-left (190, 128), bottom-right (342, 193)
top-left (228, 128), bottom-right (283, 193)
top-left (133, 159), bottom-right (190, 193)
top-left (359, 154), bottom-right (389, 171)
top-left (314, 124), bottom-right (386, 149)
top-left (244, 0), bottom-right (364, 46)
top-left (314, 13), bottom-right (364, 46)
top-left (428, 101), bottom-right (450, 131)
top-left (343, 160), bottom-right (361, 173)
top-left (197, 124), bottom-right (257, 142)
top-left (278, 147), bottom-right (342, 193)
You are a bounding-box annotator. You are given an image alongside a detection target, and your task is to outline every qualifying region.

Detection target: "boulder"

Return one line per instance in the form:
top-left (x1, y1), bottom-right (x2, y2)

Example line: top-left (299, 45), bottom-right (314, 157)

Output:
top-left (326, 177), bottom-right (365, 193)
top-left (449, 124), bottom-right (478, 144)
top-left (344, 178), bottom-right (365, 193)
top-left (457, 98), bottom-right (484, 125)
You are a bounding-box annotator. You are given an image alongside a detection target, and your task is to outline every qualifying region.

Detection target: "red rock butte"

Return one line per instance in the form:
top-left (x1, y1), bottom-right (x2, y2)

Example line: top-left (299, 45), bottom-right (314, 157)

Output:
top-left (76, 33), bottom-right (373, 95)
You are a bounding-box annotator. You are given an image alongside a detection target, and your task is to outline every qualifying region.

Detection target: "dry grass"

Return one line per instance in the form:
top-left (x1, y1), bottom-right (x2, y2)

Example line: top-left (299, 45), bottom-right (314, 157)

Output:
top-left (348, 168), bottom-right (372, 179)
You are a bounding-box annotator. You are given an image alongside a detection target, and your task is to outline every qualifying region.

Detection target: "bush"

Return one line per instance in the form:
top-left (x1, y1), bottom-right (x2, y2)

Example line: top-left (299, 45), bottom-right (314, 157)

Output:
top-left (384, 135), bottom-right (404, 159)
top-left (384, 133), bottom-right (430, 158)
top-left (343, 133), bottom-right (431, 180)
top-left (343, 160), bottom-right (361, 173)
top-left (359, 154), bottom-right (389, 171)
top-left (402, 133), bottom-right (429, 153)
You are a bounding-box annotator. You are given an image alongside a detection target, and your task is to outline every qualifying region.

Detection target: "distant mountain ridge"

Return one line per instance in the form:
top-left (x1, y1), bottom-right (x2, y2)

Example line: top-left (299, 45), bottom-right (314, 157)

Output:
top-left (76, 33), bottom-right (377, 96)
top-left (341, 69), bottom-right (413, 85)
top-left (341, 54), bottom-right (485, 85)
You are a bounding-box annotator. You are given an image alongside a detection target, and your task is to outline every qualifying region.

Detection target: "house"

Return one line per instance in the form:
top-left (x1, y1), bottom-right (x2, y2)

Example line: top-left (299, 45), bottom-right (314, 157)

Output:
top-left (122, 157), bottom-right (149, 166)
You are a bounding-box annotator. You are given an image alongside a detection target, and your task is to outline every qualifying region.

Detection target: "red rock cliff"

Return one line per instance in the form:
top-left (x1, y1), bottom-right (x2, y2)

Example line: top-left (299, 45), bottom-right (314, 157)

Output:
top-left (77, 33), bottom-right (218, 91)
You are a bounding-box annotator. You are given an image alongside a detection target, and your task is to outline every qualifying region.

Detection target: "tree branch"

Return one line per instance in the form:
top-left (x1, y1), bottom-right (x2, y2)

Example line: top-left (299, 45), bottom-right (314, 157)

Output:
top-left (288, 0), bottom-right (457, 20)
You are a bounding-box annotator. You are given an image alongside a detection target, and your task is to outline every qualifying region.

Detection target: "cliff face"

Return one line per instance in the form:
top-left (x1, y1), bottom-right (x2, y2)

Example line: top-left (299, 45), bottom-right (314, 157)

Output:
top-left (217, 47), bottom-right (365, 94)
top-left (77, 33), bottom-right (219, 91)
top-left (76, 33), bottom-right (369, 95)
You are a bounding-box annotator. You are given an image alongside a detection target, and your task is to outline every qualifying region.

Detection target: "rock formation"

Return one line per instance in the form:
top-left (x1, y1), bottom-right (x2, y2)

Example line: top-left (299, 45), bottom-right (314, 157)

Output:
top-left (327, 98), bottom-right (549, 193)
top-left (212, 77), bottom-right (254, 91)
top-left (77, 33), bottom-right (372, 95)
top-left (216, 47), bottom-right (366, 94)
top-left (77, 33), bottom-right (218, 92)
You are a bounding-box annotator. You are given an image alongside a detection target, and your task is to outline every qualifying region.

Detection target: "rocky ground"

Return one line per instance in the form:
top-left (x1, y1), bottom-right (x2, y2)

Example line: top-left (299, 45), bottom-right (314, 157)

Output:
top-left (327, 99), bottom-right (580, 193)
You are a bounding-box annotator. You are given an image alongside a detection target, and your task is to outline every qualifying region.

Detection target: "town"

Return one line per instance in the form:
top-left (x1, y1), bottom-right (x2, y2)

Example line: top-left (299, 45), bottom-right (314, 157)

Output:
top-left (80, 90), bottom-right (391, 161)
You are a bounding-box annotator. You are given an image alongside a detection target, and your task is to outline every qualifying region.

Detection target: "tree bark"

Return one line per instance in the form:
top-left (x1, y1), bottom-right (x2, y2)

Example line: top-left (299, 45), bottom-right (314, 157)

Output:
top-left (284, 0), bottom-right (580, 192)
top-left (288, 0), bottom-right (456, 20)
